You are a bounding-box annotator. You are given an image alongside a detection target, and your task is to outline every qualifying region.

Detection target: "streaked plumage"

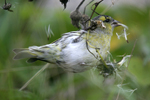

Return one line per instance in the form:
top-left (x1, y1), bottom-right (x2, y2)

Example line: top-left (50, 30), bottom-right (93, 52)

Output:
top-left (13, 15), bottom-right (126, 72)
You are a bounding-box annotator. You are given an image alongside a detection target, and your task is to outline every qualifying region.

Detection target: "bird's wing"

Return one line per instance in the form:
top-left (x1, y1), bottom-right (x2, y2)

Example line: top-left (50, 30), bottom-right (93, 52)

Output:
top-left (54, 30), bottom-right (87, 48)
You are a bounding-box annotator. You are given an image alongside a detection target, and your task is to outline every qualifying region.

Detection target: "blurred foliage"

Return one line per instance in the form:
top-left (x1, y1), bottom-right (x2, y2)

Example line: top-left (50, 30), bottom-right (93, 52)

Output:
top-left (0, 0), bottom-right (150, 100)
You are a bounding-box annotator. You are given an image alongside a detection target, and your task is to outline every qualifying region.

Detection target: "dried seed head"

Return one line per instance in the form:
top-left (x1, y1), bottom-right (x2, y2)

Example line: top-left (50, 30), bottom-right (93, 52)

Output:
top-left (2, 0), bottom-right (13, 12)
top-left (2, 3), bottom-right (11, 10)
top-left (80, 14), bottom-right (90, 29)
top-left (70, 10), bottom-right (82, 29)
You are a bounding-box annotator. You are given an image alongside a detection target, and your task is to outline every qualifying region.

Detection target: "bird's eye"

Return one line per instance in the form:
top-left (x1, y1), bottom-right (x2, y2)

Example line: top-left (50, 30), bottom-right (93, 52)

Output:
top-left (104, 19), bottom-right (110, 22)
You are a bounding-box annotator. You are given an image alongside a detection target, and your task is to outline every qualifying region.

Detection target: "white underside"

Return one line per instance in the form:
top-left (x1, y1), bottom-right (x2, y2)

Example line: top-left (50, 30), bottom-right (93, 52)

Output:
top-left (61, 36), bottom-right (99, 72)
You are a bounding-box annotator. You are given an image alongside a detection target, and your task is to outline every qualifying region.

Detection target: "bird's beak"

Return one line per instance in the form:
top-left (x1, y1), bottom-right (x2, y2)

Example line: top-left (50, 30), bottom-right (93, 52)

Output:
top-left (111, 20), bottom-right (121, 27)
top-left (111, 20), bottom-right (128, 29)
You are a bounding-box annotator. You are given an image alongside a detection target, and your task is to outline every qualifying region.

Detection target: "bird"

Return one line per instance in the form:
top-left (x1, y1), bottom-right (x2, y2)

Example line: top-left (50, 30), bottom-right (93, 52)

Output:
top-left (13, 15), bottom-right (126, 73)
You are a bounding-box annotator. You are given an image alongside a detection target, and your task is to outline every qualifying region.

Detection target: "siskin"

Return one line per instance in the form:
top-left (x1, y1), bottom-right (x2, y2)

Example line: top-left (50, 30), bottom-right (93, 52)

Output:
top-left (13, 15), bottom-right (127, 73)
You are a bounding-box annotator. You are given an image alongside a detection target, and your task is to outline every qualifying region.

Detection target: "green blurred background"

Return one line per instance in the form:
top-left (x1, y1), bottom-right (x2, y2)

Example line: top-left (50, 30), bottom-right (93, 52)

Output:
top-left (0, 0), bottom-right (150, 100)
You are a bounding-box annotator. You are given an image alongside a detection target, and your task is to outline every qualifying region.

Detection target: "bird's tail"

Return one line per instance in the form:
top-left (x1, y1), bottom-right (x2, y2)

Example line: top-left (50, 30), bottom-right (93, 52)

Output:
top-left (13, 47), bottom-right (44, 63)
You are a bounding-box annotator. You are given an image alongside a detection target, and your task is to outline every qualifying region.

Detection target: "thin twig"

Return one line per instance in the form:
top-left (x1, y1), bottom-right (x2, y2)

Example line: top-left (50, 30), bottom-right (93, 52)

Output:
top-left (76, 0), bottom-right (85, 11)
top-left (96, 48), bottom-right (109, 69)
top-left (111, 0), bottom-right (114, 5)
top-left (19, 63), bottom-right (50, 91)
top-left (89, 0), bottom-right (103, 20)
top-left (85, 31), bottom-right (108, 69)
top-left (86, 40), bottom-right (97, 59)
top-left (5, 0), bottom-right (6, 5)
top-left (101, 0), bottom-right (119, 14)
top-left (127, 39), bottom-right (137, 68)
top-left (85, 31), bottom-right (97, 59)
top-left (116, 76), bottom-right (124, 100)
top-left (116, 39), bottom-right (137, 100)
top-left (83, 0), bottom-right (94, 14)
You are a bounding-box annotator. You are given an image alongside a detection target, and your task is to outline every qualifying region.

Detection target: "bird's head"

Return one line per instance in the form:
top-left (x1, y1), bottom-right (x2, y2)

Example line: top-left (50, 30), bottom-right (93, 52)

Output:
top-left (89, 15), bottom-right (127, 35)
top-left (93, 15), bottom-right (122, 28)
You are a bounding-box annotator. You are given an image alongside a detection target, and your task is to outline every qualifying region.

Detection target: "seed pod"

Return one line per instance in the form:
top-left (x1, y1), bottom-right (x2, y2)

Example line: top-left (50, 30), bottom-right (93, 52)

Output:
top-left (80, 14), bottom-right (90, 29)
top-left (2, 3), bottom-right (11, 10)
top-left (70, 0), bottom-right (86, 29)
top-left (2, 0), bottom-right (13, 12)
top-left (70, 10), bottom-right (82, 29)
